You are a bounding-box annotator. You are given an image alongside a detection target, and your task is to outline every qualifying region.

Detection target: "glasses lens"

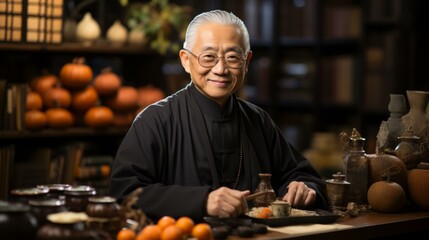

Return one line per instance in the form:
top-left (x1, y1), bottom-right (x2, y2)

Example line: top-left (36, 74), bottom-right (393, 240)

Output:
top-left (198, 52), bottom-right (244, 69)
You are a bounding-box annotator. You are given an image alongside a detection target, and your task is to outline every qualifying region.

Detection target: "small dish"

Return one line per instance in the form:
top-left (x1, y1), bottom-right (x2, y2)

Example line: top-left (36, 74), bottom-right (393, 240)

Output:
top-left (270, 200), bottom-right (291, 218)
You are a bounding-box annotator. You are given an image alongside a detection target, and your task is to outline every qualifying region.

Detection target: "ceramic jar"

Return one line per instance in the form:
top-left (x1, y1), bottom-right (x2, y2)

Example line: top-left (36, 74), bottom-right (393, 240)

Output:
top-left (10, 186), bottom-right (49, 204)
top-left (29, 198), bottom-right (67, 226)
top-left (36, 212), bottom-right (93, 240)
top-left (37, 184), bottom-right (71, 200)
top-left (326, 172), bottom-right (350, 211)
top-left (107, 20), bottom-right (128, 45)
top-left (340, 128), bottom-right (368, 204)
top-left (385, 94), bottom-right (406, 150)
top-left (64, 185), bottom-right (96, 212)
top-left (0, 201), bottom-right (38, 240)
top-left (402, 90), bottom-right (429, 146)
top-left (86, 196), bottom-right (121, 237)
top-left (254, 173), bottom-right (277, 207)
top-left (76, 12), bottom-right (101, 46)
top-left (386, 126), bottom-right (423, 170)
top-left (128, 29), bottom-right (147, 45)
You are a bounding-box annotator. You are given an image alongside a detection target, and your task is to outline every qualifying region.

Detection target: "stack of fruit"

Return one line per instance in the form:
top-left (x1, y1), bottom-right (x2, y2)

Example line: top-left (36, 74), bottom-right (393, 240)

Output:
top-left (24, 57), bottom-right (165, 131)
top-left (117, 216), bottom-right (213, 240)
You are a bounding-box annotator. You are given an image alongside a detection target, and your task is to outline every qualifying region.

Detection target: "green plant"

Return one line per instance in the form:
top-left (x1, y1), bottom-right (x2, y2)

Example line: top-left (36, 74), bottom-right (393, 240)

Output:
top-left (123, 0), bottom-right (191, 55)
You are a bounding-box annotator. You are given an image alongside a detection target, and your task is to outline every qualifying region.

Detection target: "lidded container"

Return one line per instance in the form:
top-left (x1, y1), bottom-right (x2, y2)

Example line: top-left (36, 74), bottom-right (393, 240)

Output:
top-left (326, 172), bottom-right (350, 211)
top-left (86, 196), bottom-right (121, 236)
top-left (340, 128), bottom-right (368, 204)
top-left (10, 186), bottom-right (49, 204)
top-left (0, 201), bottom-right (38, 240)
top-left (37, 184), bottom-right (71, 200)
top-left (254, 173), bottom-right (277, 207)
top-left (29, 198), bottom-right (67, 226)
top-left (64, 185), bottom-right (96, 212)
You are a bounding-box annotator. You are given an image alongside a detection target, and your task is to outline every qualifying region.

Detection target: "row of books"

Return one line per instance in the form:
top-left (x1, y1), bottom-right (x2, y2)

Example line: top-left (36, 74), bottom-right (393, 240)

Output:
top-left (243, 0), bottom-right (362, 41)
top-left (0, 142), bottom-right (115, 200)
top-left (321, 55), bottom-right (356, 105)
top-left (0, 80), bottom-right (27, 131)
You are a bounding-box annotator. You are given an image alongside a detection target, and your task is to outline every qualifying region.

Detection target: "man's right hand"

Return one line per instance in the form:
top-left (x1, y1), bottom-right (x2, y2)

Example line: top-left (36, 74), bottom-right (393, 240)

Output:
top-left (206, 187), bottom-right (250, 218)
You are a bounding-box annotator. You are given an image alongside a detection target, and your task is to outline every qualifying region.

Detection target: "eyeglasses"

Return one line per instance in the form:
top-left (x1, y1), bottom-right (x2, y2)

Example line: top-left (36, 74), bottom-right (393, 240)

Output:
top-left (183, 48), bottom-right (247, 69)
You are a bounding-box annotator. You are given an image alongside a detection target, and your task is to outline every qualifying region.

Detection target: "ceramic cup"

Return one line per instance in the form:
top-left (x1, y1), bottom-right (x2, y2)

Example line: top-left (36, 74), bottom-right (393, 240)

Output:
top-left (270, 200), bottom-right (291, 218)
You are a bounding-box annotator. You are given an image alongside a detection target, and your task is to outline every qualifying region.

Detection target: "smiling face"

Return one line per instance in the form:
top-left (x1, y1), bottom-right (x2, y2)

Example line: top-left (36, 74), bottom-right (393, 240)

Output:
top-left (179, 23), bottom-right (252, 107)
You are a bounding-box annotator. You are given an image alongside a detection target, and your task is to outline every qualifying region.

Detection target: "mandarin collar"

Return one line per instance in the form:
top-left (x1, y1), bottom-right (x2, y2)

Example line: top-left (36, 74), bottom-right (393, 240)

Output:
top-left (190, 83), bottom-right (234, 119)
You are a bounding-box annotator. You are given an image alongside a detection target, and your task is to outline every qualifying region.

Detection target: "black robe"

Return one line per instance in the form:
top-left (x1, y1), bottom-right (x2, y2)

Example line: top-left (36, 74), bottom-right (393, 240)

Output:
top-left (109, 82), bottom-right (328, 222)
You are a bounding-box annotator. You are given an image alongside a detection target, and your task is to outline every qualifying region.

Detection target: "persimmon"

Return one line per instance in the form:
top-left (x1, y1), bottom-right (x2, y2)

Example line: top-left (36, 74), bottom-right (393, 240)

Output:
top-left (160, 225), bottom-right (182, 240)
top-left (157, 216), bottom-right (176, 231)
top-left (257, 207), bottom-right (272, 218)
top-left (116, 227), bottom-right (136, 240)
top-left (26, 91), bottom-right (44, 111)
top-left (191, 223), bottom-right (213, 240)
top-left (175, 216), bottom-right (194, 236)
top-left (137, 225), bottom-right (162, 240)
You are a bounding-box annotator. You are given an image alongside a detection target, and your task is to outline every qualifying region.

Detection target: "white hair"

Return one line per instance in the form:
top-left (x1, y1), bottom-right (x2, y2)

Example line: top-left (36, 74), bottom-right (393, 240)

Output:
top-left (183, 10), bottom-right (250, 54)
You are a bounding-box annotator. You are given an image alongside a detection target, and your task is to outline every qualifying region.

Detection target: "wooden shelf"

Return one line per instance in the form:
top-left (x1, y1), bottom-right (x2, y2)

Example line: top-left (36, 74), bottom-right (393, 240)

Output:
top-left (0, 42), bottom-right (157, 55)
top-left (0, 127), bottom-right (128, 140)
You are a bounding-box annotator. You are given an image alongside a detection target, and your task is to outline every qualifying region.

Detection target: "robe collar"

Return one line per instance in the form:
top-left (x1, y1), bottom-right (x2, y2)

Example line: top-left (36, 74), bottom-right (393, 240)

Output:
top-left (189, 83), bottom-right (234, 119)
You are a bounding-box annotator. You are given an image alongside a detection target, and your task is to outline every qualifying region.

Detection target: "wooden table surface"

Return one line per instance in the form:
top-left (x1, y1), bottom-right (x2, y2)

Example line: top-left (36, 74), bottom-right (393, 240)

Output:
top-left (229, 210), bottom-right (429, 240)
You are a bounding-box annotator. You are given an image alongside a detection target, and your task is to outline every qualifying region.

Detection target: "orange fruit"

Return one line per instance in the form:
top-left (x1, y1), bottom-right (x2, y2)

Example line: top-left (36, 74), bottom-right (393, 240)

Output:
top-left (191, 223), bottom-right (213, 240)
top-left (137, 225), bottom-right (162, 240)
top-left (175, 216), bottom-right (194, 236)
top-left (117, 227), bottom-right (136, 240)
top-left (257, 207), bottom-right (273, 218)
top-left (160, 225), bottom-right (183, 240)
top-left (157, 216), bottom-right (176, 231)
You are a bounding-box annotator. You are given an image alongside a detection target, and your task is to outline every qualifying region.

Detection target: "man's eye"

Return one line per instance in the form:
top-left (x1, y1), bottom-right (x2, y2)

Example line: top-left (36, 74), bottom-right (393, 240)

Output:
top-left (201, 54), bottom-right (216, 61)
top-left (226, 55), bottom-right (241, 62)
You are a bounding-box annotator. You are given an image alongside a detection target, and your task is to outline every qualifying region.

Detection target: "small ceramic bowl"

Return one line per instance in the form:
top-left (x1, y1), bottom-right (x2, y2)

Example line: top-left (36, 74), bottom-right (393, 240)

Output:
top-left (270, 200), bottom-right (291, 218)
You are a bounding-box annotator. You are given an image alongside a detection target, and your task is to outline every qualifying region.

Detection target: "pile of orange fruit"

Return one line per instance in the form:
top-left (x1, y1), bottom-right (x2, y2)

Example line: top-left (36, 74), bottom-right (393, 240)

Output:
top-left (116, 216), bottom-right (214, 240)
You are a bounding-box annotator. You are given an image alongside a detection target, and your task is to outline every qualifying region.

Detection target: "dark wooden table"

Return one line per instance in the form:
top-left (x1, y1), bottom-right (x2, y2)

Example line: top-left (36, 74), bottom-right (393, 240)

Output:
top-left (230, 210), bottom-right (429, 239)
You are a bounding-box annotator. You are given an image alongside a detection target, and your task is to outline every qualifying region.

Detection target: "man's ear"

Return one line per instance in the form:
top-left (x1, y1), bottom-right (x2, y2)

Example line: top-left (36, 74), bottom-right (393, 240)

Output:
top-left (179, 49), bottom-right (191, 73)
top-left (244, 51), bottom-right (253, 72)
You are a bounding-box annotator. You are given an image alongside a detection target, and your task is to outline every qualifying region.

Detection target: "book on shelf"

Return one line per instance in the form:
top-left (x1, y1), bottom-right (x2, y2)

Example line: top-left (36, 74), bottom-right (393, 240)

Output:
top-left (367, 0), bottom-right (402, 21)
top-left (74, 154), bottom-right (114, 195)
top-left (243, 56), bottom-right (271, 102)
top-left (2, 83), bottom-right (27, 131)
top-left (75, 165), bottom-right (111, 180)
top-left (0, 145), bottom-right (15, 200)
top-left (363, 33), bottom-right (398, 111)
top-left (243, 0), bottom-right (273, 41)
top-left (280, 0), bottom-right (317, 39)
top-left (324, 5), bottom-right (362, 39)
top-left (80, 155), bottom-right (114, 166)
top-left (0, 79), bottom-right (7, 130)
top-left (321, 55), bottom-right (355, 105)
top-left (277, 60), bottom-right (315, 103)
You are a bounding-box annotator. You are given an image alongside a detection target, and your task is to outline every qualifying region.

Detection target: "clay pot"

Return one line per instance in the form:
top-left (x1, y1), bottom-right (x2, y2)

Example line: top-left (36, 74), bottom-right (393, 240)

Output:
top-left (0, 201), bottom-right (38, 240)
top-left (385, 93), bottom-right (406, 150)
top-left (385, 126), bottom-right (423, 170)
top-left (64, 186), bottom-right (96, 212)
top-left (402, 90), bottom-right (429, 145)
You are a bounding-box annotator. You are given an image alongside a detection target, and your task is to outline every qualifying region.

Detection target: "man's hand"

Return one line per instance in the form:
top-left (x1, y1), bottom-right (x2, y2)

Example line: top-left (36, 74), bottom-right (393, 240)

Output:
top-left (206, 187), bottom-right (250, 218)
top-left (282, 181), bottom-right (316, 208)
